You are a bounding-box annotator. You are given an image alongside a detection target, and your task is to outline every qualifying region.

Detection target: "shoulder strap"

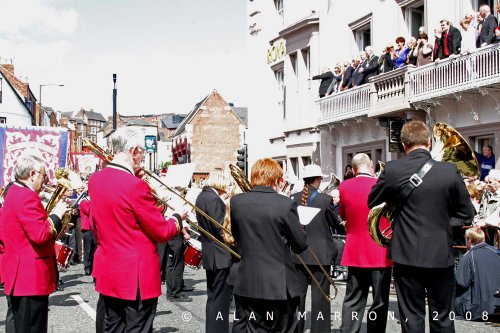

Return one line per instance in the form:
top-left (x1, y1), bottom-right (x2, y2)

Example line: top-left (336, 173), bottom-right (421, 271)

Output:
top-left (307, 189), bottom-right (319, 206)
top-left (394, 159), bottom-right (436, 211)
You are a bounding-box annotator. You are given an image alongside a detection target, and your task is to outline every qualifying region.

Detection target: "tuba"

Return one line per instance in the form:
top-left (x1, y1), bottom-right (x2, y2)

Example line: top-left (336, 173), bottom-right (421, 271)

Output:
top-left (368, 122), bottom-right (479, 247)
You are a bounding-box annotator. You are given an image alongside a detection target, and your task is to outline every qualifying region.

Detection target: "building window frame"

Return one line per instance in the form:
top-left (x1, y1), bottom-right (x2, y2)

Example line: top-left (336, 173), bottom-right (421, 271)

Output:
top-left (0, 117), bottom-right (6, 124)
top-left (274, 0), bottom-right (284, 27)
top-left (398, 0), bottom-right (426, 38)
top-left (348, 13), bottom-right (373, 52)
top-left (272, 63), bottom-right (285, 120)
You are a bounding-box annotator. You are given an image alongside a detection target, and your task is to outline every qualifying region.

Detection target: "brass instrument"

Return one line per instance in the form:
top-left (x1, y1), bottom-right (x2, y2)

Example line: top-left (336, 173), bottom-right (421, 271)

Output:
top-left (84, 139), bottom-right (240, 258)
top-left (368, 122), bottom-right (480, 247)
top-left (322, 173), bottom-right (341, 194)
top-left (229, 164), bottom-right (338, 301)
top-left (45, 168), bottom-right (83, 240)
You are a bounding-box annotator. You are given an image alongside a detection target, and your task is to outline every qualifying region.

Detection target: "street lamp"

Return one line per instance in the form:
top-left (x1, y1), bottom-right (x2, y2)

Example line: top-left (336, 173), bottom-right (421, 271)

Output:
top-left (39, 84), bottom-right (64, 126)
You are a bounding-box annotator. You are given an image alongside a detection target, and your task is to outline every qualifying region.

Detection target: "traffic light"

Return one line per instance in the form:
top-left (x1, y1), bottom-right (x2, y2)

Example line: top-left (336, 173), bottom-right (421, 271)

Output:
top-left (236, 145), bottom-right (248, 176)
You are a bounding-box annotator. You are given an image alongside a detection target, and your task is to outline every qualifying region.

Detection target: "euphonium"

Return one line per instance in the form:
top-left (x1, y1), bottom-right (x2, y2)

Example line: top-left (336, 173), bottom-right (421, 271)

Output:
top-left (368, 122), bottom-right (480, 247)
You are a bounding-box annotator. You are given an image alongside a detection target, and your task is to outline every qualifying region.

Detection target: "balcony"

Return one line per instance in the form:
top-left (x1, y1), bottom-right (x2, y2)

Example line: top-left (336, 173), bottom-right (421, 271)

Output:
top-left (317, 84), bottom-right (370, 125)
top-left (370, 66), bottom-right (411, 116)
top-left (408, 43), bottom-right (500, 102)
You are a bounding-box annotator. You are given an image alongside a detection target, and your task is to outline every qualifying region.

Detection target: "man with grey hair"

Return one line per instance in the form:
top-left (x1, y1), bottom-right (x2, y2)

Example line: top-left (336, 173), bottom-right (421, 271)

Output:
top-left (89, 126), bottom-right (187, 332)
top-left (475, 169), bottom-right (500, 228)
top-left (361, 46), bottom-right (380, 84)
top-left (339, 153), bottom-right (392, 333)
top-left (2, 154), bottom-right (68, 333)
top-left (478, 4), bottom-right (498, 47)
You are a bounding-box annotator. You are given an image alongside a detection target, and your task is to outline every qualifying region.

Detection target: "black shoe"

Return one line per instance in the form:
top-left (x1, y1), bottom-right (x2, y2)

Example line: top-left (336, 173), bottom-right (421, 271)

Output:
top-left (84, 268), bottom-right (91, 276)
top-left (167, 294), bottom-right (192, 302)
top-left (182, 286), bottom-right (194, 292)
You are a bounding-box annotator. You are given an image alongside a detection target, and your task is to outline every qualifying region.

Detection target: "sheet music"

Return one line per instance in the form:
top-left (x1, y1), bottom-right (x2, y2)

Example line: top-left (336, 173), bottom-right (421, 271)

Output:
top-left (297, 206), bottom-right (321, 226)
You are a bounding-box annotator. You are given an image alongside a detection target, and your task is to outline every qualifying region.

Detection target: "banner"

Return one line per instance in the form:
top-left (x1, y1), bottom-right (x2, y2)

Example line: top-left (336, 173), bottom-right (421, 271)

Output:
top-left (0, 125), bottom-right (69, 187)
top-left (73, 152), bottom-right (100, 175)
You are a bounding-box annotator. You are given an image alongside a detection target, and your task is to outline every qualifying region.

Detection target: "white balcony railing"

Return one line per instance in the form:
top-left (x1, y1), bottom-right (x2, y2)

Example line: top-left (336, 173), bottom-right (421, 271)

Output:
top-left (370, 66), bottom-right (411, 116)
top-left (409, 43), bottom-right (500, 102)
top-left (317, 84), bottom-right (370, 125)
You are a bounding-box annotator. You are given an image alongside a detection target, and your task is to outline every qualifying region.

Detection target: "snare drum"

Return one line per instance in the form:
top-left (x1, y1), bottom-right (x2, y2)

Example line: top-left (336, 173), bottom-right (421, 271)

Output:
top-left (184, 239), bottom-right (202, 269)
top-left (54, 241), bottom-right (74, 270)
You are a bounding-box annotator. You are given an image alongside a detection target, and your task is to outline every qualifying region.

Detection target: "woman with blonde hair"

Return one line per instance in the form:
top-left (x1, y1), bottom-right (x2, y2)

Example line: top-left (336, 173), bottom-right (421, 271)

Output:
top-left (230, 158), bottom-right (308, 332)
top-left (195, 168), bottom-right (233, 333)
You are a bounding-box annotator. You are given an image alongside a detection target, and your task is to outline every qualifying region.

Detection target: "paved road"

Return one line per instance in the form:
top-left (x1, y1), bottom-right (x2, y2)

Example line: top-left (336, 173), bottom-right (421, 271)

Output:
top-left (0, 263), bottom-right (498, 332)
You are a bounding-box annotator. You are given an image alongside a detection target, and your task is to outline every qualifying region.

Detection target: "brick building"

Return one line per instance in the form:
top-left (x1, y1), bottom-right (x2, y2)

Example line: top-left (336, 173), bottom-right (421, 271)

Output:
top-left (171, 90), bottom-right (247, 179)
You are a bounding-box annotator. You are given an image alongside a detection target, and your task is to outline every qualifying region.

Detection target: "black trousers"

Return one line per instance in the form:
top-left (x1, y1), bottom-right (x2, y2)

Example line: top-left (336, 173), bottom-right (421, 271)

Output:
top-left (96, 293), bottom-right (105, 333)
top-left (393, 264), bottom-right (456, 333)
top-left (234, 294), bottom-right (300, 333)
top-left (340, 267), bottom-right (392, 333)
top-left (10, 295), bottom-right (49, 333)
top-left (231, 297), bottom-right (247, 333)
top-left (296, 265), bottom-right (331, 333)
top-left (83, 230), bottom-right (96, 273)
top-left (5, 296), bottom-right (16, 333)
top-left (206, 268), bottom-right (232, 333)
top-left (102, 294), bottom-right (158, 333)
top-left (166, 235), bottom-right (186, 297)
top-left (157, 242), bottom-right (168, 282)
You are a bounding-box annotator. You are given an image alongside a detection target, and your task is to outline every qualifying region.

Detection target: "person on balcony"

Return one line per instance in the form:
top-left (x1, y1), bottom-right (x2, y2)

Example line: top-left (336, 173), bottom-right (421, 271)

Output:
top-left (460, 18), bottom-right (477, 54)
top-left (361, 46), bottom-right (379, 84)
top-left (379, 44), bottom-right (394, 73)
top-left (416, 33), bottom-right (433, 66)
top-left (435, 20), bottom-right (462, 61)
top-left (341, 60), bottom-right (354, 91)
top-left (348, 57), bottom-right (364, 88)
top-left (311, 67), bottom-right (334, 98)
top-left (325, 64), bottom-right (342, 96)
top-left (393, 36), bottom-right (410, 68)
top-left (406, 37), bottom-right (418, 66)
top-left (477, 5), bottom-right (498, 47)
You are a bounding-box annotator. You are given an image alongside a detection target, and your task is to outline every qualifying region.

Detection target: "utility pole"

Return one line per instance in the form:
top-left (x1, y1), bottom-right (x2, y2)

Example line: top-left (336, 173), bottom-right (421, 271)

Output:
top-left (112, 74), bottom-right (117, 131)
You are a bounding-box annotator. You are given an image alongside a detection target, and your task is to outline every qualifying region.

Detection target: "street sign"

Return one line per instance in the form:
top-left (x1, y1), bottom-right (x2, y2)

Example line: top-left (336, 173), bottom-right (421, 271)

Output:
top-left (145, 135), bottom-right (157, 153)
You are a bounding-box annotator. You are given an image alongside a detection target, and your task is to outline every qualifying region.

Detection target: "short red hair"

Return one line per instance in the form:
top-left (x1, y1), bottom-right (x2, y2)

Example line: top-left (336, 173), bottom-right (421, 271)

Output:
top-left (250, 158), bottom-right (283, 187)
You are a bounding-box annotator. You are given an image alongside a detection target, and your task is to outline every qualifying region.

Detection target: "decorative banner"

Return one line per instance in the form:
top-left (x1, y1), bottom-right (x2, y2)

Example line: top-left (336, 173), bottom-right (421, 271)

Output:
top-left (145, 135), bottom-right (157, 153)
top-left (0, 125), bottom-right (69, 187)
top-left (73, 152), bottom-right (100, 175)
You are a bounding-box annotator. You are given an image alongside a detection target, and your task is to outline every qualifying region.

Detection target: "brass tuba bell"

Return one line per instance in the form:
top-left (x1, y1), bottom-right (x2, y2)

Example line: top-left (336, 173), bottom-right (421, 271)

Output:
top-left (367, 122), bottom-right (479, 247)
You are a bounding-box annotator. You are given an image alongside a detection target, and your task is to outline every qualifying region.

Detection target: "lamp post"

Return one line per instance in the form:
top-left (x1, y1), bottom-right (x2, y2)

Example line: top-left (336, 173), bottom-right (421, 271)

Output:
top-left (39, 84), bottom-right (64, 126)
top-left (112, 74), bottom-right (117, 131)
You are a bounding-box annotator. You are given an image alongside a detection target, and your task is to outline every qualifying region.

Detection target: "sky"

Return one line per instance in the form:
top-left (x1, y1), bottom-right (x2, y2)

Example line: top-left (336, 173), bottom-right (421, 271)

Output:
top-left (0, 0), bottom-right (247, 117)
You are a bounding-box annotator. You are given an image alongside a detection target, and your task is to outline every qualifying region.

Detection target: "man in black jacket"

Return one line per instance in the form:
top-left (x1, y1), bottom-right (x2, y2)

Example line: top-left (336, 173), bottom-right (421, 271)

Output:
top-left (361, 46), bottom-right (379, 84)
top-left (478, 5), bottom-right (498, 47)
top-left (312, 68), bottom-right (334, 98)
top-left (368, 120), bottom-right (475, 333)
top-left (437, 20), bottom-right (462, 60)
top-left (230, 158), bottom-right (308, 332)
top-left (195, 168), bottom-right (232, 333)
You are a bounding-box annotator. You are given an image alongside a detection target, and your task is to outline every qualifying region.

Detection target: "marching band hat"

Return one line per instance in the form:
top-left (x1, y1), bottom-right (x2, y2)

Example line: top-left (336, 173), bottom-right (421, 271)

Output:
top-left (302, 164), bottom-right (327, 179)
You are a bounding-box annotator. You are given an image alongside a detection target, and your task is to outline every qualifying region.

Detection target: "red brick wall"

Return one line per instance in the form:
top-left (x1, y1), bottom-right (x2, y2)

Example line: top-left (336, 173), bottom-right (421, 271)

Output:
top-left (190, 92), bottom-right (242, 173)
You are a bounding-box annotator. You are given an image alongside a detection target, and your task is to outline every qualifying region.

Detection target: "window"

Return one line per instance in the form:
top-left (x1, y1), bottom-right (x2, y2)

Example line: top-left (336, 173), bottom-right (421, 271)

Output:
top-left (0, 117), bottom-right (6, 124)
top-left (274, 0), bottom-right (284, 27)
top-left (349, 14), bottom-right (372, 52)
top-left (290, 157), bottom-right (299, 177)
top-left (402, 1), bottom-right (425, 38)
top-left (301, 156), bottom-right (311, 168)
top-left (274, 68), bottom-right (285, 119)
top-left (301, 48), bottom-right (310, 77)
top-left (473, 0), bottom-right (496, 12)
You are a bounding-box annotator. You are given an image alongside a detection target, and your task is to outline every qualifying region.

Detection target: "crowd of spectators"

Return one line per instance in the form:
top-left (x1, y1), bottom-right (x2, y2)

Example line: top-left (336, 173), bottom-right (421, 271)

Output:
top-left (313, 4), bottom-right (500, 98)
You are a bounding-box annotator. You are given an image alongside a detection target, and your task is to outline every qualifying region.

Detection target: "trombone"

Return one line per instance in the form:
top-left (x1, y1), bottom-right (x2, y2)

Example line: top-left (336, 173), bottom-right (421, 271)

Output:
top-left (83, 138), bottom-right (240, 258)
top-left (229, 164), bottom-right (338, 301)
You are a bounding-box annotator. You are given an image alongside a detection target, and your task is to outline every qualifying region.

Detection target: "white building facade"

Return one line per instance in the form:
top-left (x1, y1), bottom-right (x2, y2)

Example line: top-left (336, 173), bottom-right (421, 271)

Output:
top-left (246, 0), bottom-right (500, 178)
top-left (0, 72), bottom-right (33, 126)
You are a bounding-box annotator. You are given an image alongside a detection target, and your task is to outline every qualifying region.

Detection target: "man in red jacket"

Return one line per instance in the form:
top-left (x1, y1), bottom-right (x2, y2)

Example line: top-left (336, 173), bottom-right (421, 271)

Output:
top-left (89, 126), bottom-right (185, 332)
top-left (339, 153), bottom-right (393, 333)
top-left (79, 194), bottom-right (95, 276)
top-left (2, 154), bottom-right (68, 333)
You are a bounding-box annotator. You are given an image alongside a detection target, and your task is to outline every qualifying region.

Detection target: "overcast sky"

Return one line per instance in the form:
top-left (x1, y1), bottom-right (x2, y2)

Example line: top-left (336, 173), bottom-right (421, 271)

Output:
top-left (0, 0), bottom-right (247, 117)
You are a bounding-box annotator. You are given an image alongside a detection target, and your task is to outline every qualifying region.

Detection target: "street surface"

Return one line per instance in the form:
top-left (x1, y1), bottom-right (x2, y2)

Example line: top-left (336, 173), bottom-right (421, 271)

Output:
top-left (0, 263), bottom-right (498, 332)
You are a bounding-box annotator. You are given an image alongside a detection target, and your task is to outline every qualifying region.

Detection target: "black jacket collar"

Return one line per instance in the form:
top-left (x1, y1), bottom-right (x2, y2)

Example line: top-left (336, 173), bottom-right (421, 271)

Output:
top-left (251, 186), bottom-right (275, 193)
top-left (408, 148), bottom-right (431, 158)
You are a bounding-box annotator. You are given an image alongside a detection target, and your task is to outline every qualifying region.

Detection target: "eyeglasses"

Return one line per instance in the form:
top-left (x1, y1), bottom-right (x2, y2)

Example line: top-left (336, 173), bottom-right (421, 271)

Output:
top-left (35, 170), bottom-right (48, 180)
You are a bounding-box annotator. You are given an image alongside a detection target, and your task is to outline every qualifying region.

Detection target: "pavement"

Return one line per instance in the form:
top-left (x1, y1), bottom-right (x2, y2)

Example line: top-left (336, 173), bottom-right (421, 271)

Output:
top-left (0, 263), bottom-right (498, 332)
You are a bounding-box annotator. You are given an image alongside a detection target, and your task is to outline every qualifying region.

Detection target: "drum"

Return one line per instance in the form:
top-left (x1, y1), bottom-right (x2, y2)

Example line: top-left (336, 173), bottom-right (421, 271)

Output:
top-left (184, 239), bottom-right (202, 269)
top-left (54, 241), bottom-right (74, 270)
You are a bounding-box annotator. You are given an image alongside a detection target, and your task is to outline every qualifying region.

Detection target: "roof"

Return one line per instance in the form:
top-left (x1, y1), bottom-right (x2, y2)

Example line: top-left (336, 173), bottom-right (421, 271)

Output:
top-left (233, 107), bottom-right (248, 127)
top-left (85, 110), bottom-right (106, 122)
top-left (126, 119), bottom-right (156, 127)
top-left (172, 95), bottom-right (210, 136)
top-left (42, 106), bottom-right (56, 116)
top-left (161, 114), bottom-right (187, 129)
top-left (0, 65), bottom-right (33, 117)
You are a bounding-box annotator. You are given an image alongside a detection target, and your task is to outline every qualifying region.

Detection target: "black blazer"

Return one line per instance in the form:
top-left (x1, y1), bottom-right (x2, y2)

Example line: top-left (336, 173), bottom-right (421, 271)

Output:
top-left (230, 186), bottom-right (308, 300)
top-left (478, 14), bottom-right (498, 46)
top-left (195, 187), bottom-right (232, 270)
top-left (363, 55), bottom-right (380, 83)
top-left (312, 71), bottom-right (334, 97)
top-left (291, 191), bottom-right (339, 265)
top-left (440, 26), bottom-right (462, 58)
top-left (368, 149), bottom-right (475, 268)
